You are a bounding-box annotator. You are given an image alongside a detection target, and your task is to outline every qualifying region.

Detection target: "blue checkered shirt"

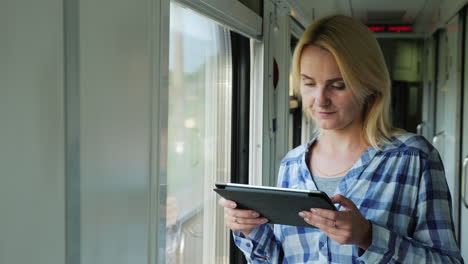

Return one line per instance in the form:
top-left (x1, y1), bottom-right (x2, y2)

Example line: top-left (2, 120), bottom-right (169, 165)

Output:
top-left (233, 133), bottom-right (463, 263)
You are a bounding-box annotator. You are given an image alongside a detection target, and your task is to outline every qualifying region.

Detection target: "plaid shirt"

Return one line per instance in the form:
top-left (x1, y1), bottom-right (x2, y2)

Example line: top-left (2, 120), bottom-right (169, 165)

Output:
top-left (233, 133), bottom-right (463, 263)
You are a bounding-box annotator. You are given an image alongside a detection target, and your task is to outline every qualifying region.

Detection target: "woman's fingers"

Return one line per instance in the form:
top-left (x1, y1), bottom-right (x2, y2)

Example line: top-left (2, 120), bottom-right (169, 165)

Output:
top-left (218, 198), bottom-right (237, 209)
top-left (300, 211), bottom-right (346, 235)
top-left (224, 206), bottom-right (260, 218)
top-left (228, 214), bottom-right (268, 226)
top-left (300, 206), bottom-right (358, 231)
top-left (219, 198), bottom-right (268, 233)
top-left (330, 194), bottom-right (357, 210)
top-left (227, 215), bottom-right (262, 232)
top-left (309, 208), bottom-right (338, 221)
top-left (224, 210), bottom-right (268, 234)
top-left (300, 210), bottom-right (336, 228)
top-left (299, 196), bottom-right (372, 248)
top-left (225, 208), bottom-right (268, 225)
top-left (220, 198), bottom-right (262, 220)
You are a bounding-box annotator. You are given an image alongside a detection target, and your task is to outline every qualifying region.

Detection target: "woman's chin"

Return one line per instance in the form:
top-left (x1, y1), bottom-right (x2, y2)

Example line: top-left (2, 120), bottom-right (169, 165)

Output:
top-left (314, 120), bottom-right (337, 129)
top-left (319, 126), bottom-right (338, 131)
top-left (317, 121), bottom-right (359, 132)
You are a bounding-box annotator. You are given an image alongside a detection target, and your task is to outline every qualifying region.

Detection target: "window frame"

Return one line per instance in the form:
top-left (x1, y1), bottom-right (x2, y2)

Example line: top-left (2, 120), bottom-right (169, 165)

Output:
top-left (229, 30), bottom-right (251, 264)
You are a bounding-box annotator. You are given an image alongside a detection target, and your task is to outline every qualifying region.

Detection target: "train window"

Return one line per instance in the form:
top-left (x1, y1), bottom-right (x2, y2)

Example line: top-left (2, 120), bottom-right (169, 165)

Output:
top-left (289, 36), bottom-right (302, 149)
top-left (166, 2), bottom-right (234, 263)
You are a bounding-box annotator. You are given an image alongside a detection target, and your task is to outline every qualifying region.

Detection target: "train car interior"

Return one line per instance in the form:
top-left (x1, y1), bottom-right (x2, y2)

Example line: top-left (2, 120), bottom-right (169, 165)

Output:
top-left (1, 0), bottom-right (468, 263)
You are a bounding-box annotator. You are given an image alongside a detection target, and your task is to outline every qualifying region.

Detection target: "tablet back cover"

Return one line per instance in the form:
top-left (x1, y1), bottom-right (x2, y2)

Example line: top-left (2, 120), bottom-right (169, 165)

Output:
top-left (214, 185), bottom-right (336, 228)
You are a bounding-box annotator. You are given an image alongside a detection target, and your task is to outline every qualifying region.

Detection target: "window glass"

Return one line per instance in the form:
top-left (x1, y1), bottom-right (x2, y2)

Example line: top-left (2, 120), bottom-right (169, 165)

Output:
top-left (166, 2), bottom-right (232, 263)
top-left (289, 35), bottom-right (302, 148)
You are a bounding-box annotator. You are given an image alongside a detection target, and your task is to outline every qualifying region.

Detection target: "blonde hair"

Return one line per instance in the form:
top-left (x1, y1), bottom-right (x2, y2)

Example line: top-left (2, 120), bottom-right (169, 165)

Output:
top-left (291, 14), bottom-right (401, 148)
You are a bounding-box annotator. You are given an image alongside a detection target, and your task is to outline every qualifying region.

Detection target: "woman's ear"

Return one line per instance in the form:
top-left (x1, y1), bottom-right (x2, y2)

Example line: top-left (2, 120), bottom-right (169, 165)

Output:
top-left (366, 92), bottom-right (378, 103)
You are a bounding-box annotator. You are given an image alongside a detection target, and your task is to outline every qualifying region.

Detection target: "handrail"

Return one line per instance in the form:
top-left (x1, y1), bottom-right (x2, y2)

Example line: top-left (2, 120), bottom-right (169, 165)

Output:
top-left (462, 155), bottom-right (468, 208)
top-left (416, 122), bottom-right (425, 135)
top-left (432, 131), bottom-right (445, 148)
top-left (179, 231), bottom-right (185, 263)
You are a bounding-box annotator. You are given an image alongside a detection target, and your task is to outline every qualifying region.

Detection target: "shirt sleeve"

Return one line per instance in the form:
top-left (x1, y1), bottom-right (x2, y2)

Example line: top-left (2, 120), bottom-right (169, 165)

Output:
top-left (358, 147), bottom-right (464, 263)
top-left (232, 224), bottom-right (283, 263)
top-left (232, 162), bottom-right (290, 263)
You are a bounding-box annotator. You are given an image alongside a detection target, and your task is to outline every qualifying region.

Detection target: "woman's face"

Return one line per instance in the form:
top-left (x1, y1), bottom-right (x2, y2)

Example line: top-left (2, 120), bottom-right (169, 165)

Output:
top-left (299, 45), bottom-right (363, 131)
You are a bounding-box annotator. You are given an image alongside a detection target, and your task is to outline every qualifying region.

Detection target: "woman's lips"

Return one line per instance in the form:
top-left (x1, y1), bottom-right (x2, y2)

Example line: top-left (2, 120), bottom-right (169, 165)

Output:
top-left (317, 111), bottom-right (336, 118)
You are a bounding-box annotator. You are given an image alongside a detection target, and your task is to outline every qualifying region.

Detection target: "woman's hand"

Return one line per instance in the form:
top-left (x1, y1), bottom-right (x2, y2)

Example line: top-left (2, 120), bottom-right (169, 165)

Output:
top-left (218, 198), bottom-right (269, 237)
top-left (299, 194), bottom-right (372, 250)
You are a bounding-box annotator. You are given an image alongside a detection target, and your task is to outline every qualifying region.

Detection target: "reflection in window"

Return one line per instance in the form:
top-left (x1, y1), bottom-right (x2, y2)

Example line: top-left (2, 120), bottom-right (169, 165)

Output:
top-left (166, 2), bottom-right (232, 263)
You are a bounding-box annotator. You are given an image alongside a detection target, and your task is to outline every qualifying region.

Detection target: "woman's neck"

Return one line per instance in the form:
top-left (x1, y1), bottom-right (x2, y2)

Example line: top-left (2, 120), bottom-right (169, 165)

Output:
top-left (317, 127), bottom-right (368, 154)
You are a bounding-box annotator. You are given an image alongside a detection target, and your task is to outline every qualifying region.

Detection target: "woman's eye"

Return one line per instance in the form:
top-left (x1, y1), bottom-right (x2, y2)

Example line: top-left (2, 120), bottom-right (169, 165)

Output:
top-left (304, 83), bottom-right (315, 87)
top-left (331, 82), bottom-right (345, 90)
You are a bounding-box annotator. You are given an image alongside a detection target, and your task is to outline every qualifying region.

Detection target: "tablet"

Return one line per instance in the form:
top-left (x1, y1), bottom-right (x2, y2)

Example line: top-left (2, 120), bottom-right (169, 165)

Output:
top-left (214, 182), bottom-right (337, 228)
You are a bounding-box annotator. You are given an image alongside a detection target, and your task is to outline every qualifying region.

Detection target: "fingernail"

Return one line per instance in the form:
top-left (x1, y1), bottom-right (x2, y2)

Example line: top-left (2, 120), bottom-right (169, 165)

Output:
top-left (252, 212), bottom-right (259, 217)
top-left (299, 212), bottom-right (305, 217)
top-left (310, 208), bottom-right (317, 213)
top-left (230, 203), bottom-right (236, 208)
top-left (262, 219), bottom-right (269, 223)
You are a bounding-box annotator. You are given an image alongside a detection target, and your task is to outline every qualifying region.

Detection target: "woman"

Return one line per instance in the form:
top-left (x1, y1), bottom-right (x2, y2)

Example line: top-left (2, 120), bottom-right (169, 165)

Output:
top-left (219, 15), bottom-right (464, 263)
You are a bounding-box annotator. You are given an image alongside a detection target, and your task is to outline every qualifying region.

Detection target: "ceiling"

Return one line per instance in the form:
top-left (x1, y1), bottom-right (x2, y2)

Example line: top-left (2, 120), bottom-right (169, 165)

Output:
top-left (336, 0), bottom-right (431, 24)
top-left (293, 0), bottom-right (444, 34)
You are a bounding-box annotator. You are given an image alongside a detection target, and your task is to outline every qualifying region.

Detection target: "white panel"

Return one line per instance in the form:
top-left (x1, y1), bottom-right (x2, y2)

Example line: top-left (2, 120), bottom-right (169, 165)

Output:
top-left (261, 0), bottom-right (292, 186)
top-left (261, 0), bottom-right (276, 186)
top-left (434, 15), bottom-right (462, 237)
top-left (459, 9), bottom-right (468, 262)
top-left (151, 0), bottom-right (170, 262)
top-left (443, 15), bottom-right (462, 236)
top-left (0, 0), bottom-right (65, 264)
top-left (421, 37), bottom-right (436, 140)
top-left (79, 0), bottom-right (152, 263)
top-left (274, 13), bottom-right (292, 178)
top-left (249, 40), bottom-right (264, 186)
top-left (461, 83), bottom-right (468, 264)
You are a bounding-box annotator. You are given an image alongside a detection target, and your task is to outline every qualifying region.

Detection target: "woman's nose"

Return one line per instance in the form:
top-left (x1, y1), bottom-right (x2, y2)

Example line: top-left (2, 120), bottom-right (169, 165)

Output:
top-left (315, 87), bottom-right (330, 107)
